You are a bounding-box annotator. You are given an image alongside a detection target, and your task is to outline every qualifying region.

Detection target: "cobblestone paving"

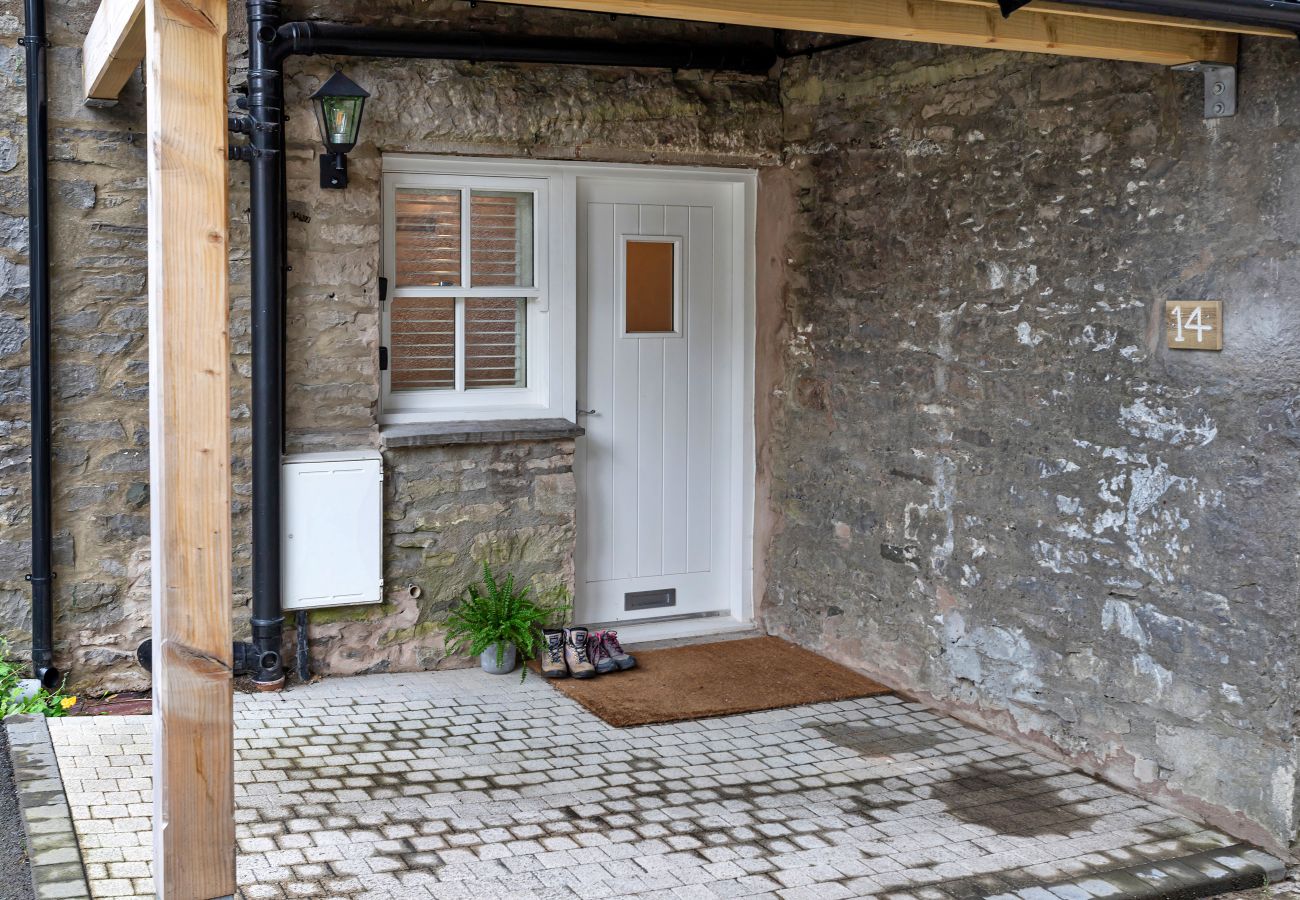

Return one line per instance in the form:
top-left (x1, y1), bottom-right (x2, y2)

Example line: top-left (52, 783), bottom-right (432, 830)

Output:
top-left (49, 668), bottom-right (1247, 899)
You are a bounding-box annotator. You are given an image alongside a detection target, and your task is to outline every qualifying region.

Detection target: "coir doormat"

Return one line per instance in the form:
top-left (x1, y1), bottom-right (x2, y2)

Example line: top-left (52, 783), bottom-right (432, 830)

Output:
top-left (539, 636), bottom-right (892, 727)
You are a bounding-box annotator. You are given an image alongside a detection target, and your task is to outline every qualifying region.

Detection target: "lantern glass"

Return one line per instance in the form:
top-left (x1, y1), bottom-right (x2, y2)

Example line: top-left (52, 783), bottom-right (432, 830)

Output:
top-left (309, 70), bottom-right (370, 155)
top-left (315, 95), bottom-right (365, 153)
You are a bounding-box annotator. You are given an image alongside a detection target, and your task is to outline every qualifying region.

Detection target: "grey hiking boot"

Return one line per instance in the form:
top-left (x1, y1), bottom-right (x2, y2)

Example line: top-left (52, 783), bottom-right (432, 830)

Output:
top-left (540, 629), bottom-right (567, 679)
top-left (563, 627), bottom-right (597, 679)
top-left (588, 631), bottom-right (618, 675)
top-left (601, 631), bottom-right (636, 670)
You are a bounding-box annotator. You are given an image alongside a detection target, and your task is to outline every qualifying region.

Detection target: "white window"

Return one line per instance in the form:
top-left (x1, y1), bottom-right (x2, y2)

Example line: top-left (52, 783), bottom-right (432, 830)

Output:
top-left (381, 158), bottom-right (574, 423)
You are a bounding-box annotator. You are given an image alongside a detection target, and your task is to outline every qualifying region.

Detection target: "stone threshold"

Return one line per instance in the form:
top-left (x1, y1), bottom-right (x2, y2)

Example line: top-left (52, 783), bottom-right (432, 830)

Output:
top-left (380, 418), bottom-right (584, 449)
top-left (986, 842), bottom-right (1288, 900)
top-left (5, 714), bottom-right (92, 900)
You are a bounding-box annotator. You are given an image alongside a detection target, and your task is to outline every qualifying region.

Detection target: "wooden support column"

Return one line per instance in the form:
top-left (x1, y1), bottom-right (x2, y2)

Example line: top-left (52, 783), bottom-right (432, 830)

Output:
top-left (144, 0), bottom-right (234, 897)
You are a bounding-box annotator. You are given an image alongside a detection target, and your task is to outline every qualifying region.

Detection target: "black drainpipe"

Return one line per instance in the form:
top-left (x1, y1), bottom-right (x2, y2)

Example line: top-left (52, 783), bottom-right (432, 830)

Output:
top-left (22, 0), bottom-right (58, 690)
top-left (243, 0), bottom-right (287, 689)
top-left (271, 22), bottom-right (778, 73)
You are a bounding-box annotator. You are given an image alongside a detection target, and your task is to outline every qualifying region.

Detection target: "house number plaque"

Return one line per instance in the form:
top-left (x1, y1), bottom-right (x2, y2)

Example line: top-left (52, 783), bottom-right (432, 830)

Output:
top-left (1165, 300), bottom-right (1223, 351)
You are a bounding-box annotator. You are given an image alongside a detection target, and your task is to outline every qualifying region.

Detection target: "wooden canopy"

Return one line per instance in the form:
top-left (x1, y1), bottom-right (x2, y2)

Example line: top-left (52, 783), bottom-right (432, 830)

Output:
top-left (87, 0), bottom-right (1289, 101)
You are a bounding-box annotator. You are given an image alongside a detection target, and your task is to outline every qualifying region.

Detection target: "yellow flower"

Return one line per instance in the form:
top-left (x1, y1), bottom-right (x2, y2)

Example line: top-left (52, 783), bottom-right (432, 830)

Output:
top-left (59, 697), bottom-right (76, 710)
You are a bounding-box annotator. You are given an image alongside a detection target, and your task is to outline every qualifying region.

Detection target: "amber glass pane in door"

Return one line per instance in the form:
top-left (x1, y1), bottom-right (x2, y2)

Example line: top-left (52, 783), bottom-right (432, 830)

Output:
top-left (626, 240), bottom-right (675, 333)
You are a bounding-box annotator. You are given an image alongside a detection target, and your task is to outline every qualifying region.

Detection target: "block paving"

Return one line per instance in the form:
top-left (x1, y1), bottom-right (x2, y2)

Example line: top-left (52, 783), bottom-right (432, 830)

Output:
top-left (48, 668), bottom-right (1259, 899)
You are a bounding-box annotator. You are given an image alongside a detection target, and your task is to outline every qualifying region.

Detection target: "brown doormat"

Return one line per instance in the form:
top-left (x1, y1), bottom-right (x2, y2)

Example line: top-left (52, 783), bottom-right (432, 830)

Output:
top-left (537, 636), bottom-right (891, 727)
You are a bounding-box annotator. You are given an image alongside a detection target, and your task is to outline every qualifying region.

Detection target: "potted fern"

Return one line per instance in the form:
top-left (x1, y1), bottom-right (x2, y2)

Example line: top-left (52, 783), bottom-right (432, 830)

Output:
top-left (444, 562), bottom-right (570, 677)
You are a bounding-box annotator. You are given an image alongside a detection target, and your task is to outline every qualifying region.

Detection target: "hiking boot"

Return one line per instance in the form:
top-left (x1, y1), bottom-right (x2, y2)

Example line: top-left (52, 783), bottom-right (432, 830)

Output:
top-left (563, 627), bottom-right (597, 679)
top-left (601, 631), bottom-right (636, 671)
top-left (540, 629), bottom-right (568, 679)
top-left (587, 630), bottom-right (618, 675)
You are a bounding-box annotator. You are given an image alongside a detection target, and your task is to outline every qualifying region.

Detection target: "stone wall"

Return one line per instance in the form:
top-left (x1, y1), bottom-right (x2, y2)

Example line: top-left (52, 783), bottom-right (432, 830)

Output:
top-left (0, 0), bottom-right (780, 688)
top-left (298, 439), bottom-right (578, 675)
top-left (762, 37), bottom-right (1300, 856)
top-left (0, 0), bottom-right (151, 684)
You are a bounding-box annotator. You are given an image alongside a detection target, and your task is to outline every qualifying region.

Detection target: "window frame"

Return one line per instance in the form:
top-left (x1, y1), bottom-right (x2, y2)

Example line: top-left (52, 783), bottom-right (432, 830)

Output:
top-left (380, 159), bottom-right (573, 423)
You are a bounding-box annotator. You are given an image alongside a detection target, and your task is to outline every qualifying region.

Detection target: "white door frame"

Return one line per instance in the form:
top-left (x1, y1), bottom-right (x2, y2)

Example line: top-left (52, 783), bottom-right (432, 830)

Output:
top-left (572, 162), bottom-right (757, 641)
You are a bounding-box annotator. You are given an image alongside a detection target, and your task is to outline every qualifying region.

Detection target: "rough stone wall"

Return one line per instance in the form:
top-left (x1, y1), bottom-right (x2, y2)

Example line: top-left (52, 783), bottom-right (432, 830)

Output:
top-left (299, 440), bottom-right (578, 675)
top-left (763, 37), bottom-right (1300, 856)
top-left (0, 0), bottom-right (779, 688)
top-left (0, 0), bottom-right (152, 685)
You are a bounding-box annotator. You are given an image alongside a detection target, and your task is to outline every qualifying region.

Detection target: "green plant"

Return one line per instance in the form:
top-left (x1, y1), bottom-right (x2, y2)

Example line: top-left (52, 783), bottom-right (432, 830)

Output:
top-left (0, 639), bottom-right (77, 717)
top-left (443, 563), bottom-right (571, 680)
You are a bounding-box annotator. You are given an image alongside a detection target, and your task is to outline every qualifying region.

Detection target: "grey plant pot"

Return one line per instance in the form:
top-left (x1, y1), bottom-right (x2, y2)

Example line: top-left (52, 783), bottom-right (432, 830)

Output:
top-left (481, 643), bottom-right (518, 675)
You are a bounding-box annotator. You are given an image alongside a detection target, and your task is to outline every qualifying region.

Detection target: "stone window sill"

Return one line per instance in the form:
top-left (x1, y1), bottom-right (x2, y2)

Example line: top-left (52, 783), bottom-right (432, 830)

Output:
top-left (379, 418), bottom-right (585, 449)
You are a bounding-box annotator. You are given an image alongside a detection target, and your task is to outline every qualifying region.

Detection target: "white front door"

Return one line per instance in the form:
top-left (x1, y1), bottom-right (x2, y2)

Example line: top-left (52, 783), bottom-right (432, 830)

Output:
top-left (575, 176), bottom-right (741, 627)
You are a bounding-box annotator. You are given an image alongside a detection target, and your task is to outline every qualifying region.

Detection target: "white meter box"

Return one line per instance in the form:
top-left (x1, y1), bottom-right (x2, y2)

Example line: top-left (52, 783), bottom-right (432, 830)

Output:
top-left (282, 450), bottom-right (384, 611)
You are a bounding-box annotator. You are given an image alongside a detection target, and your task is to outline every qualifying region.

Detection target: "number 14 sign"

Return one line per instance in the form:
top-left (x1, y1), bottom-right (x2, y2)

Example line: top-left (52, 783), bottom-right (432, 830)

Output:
top-left (1165, 301), bottom-right (1223, 351)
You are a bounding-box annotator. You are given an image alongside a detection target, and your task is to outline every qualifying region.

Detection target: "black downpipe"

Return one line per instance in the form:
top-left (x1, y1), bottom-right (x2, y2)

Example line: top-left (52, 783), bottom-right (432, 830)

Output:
top-left (273, 22), bottom-right (778, 74)
top-left (22, 0), bottom-right (57, 691)
top-left (247, 0), bottom-right (285, 688)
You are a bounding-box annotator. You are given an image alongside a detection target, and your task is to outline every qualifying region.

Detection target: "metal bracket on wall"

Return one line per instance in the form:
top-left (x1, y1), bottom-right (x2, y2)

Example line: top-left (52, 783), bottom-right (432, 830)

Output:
top-left (1172, 62), bottom-right (1236, 119)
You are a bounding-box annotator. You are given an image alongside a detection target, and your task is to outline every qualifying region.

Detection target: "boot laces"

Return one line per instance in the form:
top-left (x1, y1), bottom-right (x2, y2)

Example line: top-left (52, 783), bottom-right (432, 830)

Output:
top-left (605, 632), bottom-right (624, 655)
top-left (572, 633), bottom-right (590, 664)
top-left (547, 635), bottom-right (564, 665)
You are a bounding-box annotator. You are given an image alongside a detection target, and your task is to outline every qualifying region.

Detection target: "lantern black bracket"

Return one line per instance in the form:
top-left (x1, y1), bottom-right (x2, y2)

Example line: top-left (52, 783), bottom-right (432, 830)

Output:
top-left (320, 152), bottom-right (348, 189)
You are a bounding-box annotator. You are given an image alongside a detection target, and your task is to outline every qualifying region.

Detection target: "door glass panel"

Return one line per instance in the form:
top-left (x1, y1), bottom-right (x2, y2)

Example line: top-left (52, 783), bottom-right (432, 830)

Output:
top-left (471, 191), bottom-right (534, 287)
top-left (465, 297), bottom-right (526, 389)
top-left (394, 189), bottom-right (461, 288)
top-left (389, 296), bottom-right (455, 390)
top-left (626, 240), bottom-right (675, 334)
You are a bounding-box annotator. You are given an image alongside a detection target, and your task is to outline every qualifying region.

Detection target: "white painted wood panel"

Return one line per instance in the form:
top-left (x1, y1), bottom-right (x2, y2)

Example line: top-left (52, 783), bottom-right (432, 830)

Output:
top-left (577, 178), bottom-right (738, 624)
top-left (611, 202), bottom-right (641, 581)
top-left (686, 204), bottom-right (715, 575)
top-left (661, 205), bottom-right (691, 577)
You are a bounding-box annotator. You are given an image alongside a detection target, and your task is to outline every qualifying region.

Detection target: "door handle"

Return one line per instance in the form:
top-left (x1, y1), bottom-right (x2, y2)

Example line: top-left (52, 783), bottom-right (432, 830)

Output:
top-left (577, 408), bottom-right (598, 416)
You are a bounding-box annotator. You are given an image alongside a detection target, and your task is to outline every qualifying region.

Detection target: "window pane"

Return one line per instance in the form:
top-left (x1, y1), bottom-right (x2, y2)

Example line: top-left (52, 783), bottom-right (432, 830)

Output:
top-left (626, 240), bottom-right (675, 333)
top-left (390, 296), bottom-right (455, 391)
top-left (395, 189), bottom-right (461, 287)
top-left (465, 298), bottom-right (526, 390)
top-left (471, 192), bottom-right (533, 287)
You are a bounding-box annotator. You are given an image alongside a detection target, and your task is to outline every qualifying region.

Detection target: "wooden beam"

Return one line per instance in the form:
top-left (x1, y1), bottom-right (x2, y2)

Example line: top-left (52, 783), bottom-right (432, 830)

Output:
top-left (943, 0), bottom-right (1291, 39)
top-left (499, 0), bottom-right (1239, 65)
top-left (83, 0), bottom-right (145, 102)
top-left (144, 0), bottom-right (235, 896)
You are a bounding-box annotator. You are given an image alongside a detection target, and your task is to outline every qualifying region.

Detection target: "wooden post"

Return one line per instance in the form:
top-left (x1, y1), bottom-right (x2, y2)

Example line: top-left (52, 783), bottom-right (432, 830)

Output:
top-left (144, 0), bottom-right (234, 897)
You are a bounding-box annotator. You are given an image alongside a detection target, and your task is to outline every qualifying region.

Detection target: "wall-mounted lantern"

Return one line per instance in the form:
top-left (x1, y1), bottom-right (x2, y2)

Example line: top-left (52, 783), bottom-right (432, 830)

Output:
top-left (310, 69), bottom-right (370, 190)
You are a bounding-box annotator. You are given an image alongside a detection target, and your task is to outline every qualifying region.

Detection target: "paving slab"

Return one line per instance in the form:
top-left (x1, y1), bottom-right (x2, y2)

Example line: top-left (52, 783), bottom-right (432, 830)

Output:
top-left (39, 668), bottom-right (1287, 899)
